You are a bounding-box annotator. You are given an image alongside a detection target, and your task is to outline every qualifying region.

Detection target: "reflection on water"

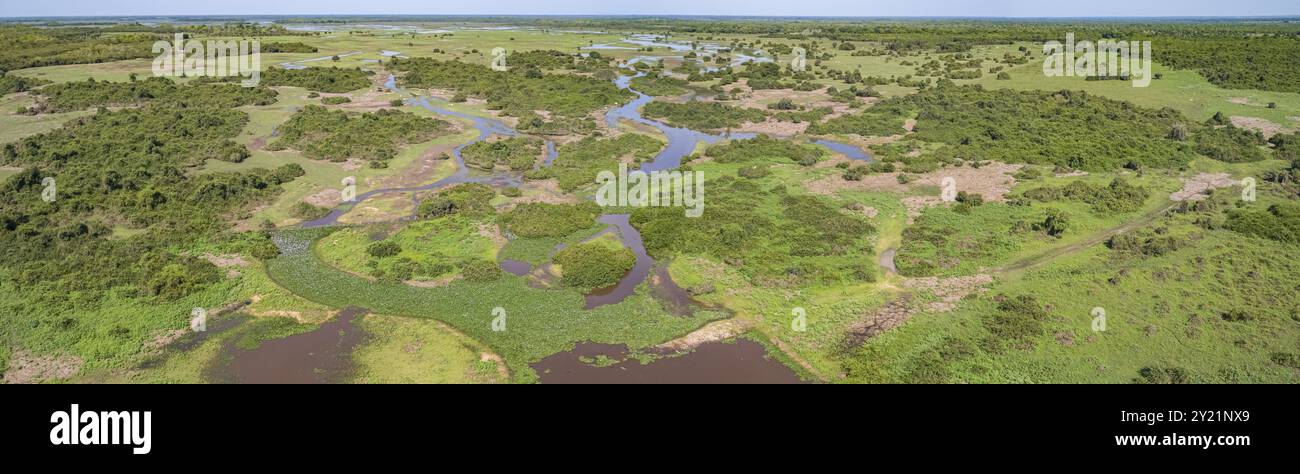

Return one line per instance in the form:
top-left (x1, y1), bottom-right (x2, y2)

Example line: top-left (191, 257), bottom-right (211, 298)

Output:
top-left (815, 139), bottom-right (873, 161)
top-left (222, 307), bottom-right (368, 384)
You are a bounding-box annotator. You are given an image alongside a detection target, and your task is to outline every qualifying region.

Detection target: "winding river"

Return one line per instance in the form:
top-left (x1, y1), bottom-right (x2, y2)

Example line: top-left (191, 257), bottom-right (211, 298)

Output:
top-left (246, 52), bottom-right (885, 383)
top-left (303, 67), bottom-right (762, 308)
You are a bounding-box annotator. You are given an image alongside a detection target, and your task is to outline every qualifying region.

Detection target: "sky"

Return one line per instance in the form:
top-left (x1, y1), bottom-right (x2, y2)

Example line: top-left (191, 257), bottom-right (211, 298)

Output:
top-left (2, 0), bottom-right (1297, 18)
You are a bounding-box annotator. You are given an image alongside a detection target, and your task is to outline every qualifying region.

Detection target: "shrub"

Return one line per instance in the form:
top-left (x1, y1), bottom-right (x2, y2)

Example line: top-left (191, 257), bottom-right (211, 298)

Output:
top-left (366, 241), bottom-right (402, 258)
top-left (416, 183), bottom-right (496, 218)
top-left (271, 105), bottom-right (450, 162)
top-left (1195, 125), bottom-right (1267, 163)
top-left (290, 202), bottom-right (330, 220)
top-left (499, 202), bottom-right (599, 238)
top-left (1034, 208), bottom-right (1070, 237)
top-left (461, 259), bottom-right (503, 282)
top-left (553, 240), bottom-right (636, 290)
top-left (1135, 366), bottom-right (1190, 384)
top-left (981, 295), bottom-right (1049, 352)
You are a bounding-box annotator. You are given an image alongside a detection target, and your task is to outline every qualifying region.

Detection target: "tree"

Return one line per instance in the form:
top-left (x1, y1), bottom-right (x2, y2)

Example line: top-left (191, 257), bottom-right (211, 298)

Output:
top-left (1035, 208), bottom-right (1070, 237)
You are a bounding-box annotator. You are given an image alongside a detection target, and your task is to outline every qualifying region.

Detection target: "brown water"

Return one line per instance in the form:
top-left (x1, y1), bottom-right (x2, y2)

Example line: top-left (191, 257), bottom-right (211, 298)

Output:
top-left (498, 259), bottom-right (532, 276)
top-left (222, 307), bottom-right (368, 384)
top-left (532, 340), bottom-right (805, 384)
top-left (583, 214), bottom-right (655, 309)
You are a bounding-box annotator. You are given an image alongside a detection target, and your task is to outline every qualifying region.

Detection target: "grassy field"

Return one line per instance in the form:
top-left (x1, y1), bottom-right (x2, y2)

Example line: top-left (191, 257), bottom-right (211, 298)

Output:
top-left (971, 45), bottom-right (1300, 126)
top-left (0, 93), bottom-right (93, 145)
top-left (351, 313), bottom-right (506, 384)
top-left (5, 20), bottom-right (1299, 384)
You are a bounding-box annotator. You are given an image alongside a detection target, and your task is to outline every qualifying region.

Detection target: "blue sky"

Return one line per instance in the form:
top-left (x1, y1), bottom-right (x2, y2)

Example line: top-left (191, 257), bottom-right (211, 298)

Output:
top-left (3, 0), bottom-right (1297, 18)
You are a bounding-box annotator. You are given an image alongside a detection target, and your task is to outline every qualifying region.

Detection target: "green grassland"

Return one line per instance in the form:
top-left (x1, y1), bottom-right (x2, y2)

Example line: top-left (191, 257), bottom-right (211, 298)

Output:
top-left (351, 313), bottom-right (505, 384)
top-left (4, 19), bottom-right (1300, 384)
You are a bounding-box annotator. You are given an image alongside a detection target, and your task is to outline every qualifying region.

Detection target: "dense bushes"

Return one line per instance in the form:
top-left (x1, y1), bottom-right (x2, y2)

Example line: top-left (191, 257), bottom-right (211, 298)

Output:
top-left (815, 84), bottom-right (1197, 171)
top-left (32, 77), bottom-right (278, 112)
top-left (461, 137), bottom-right (543, 171)
top-left (629, 74), bottom-right (690, 96)
top-left (290, 202), bottom-right (330, 220)
top-left (260, 67), bottom-right (373, 93)
top-left (261, 42), bottom-right (318, 53)
top-left (366, 240), bottom-right (402, 258)
top-left (1225, 203), bottom-right (1300, 243)
top-left (0, 104), bottom-right (306, 312)
top-left (631, 177), bottom-right (876, 285)
top-left (389, 57), bottom-right (632, 130)
top-left (0, 23), bottom-right (305, 72)
top-left (268, 105), bottom-right (449, 162)
top-left (553, 240), bottom-right (636, 290)
top-left (0, 72), bottom-right (48, 95)
top-left (702, 135), bottom-right (825, 166)
top-left (461, 259), bottom-right (504, 282)
top-left (7, 104), bottom-right (253, 167)
top-left (416, 183), bottom-right (496, 219)
top-left (526, 134), bottom-right (662, 191)
top-left (1021, 178), bottom-right (1150, 214)
top-left (1134, 366), bottom-right (1190, 384)
top-left (1157, 36), bottom-right (1300, 92)
top-left (981, 295), bottom-right (1049, 352)
top-left (1107, 226), bottom-right (1183, 256)
top-left (498, 202), bottom-right (600, 238)
top-left (642, 101), bottom-right (767, 131)
top-left (1194, 125), bottom-right (1267, 163)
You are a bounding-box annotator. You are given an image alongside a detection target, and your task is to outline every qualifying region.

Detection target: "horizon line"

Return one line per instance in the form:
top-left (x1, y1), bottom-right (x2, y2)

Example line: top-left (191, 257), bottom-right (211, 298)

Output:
top-left (3, 13), bottom-right (1300, 20)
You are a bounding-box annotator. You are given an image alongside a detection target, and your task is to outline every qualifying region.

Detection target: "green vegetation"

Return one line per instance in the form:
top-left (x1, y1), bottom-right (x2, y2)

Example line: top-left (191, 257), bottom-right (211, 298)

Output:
top-left (265, 228), bottom-right (726, 382)
top-left (390, 57), bottom-right (632, 132)
top-left (526, 133), bottom-right (663, 191)
top-left (261, 67), bottom-right (373, 93)
top-left (351, 313), bottom-right (505, 384)
top-left (268, 105), bottom-right (450, 162)
top-left (632, 176), bottom-right (877, 285)
top-left (0, 72), bottom-right (48, 95)
top-left (701, 135), bottom-right (826, 166)
top-left (1021, 178), bottom-right (1151, 214)
top-left (417, 183), bottom-right (497, 219)
top-left (5, 18), bottom-right (1300, 384)
top-left (461, 137), bottom-right (543, 171)
top-left (818, 84), bottom-right (1198, 171)
top-left (0, 23), bottom-right (306, 72)
top-left (30, 77), bottom-right (277, 112)
top-left (629, 74), bottom-right (691, 96)
top-left (1225, 202), bottom-right (1300, 243)
top-left (642, 101), bottom-right (766, 131)
top-left (0, 101), bottom-right (308, 372)
top-left (553, 236), bottom-right (636, 290)
top-left (1194, 125), bottom-right (1268, 163)
top-left (317, 215), bottom-right (497, 283)
top-left (499, 202), bottom-right (601, 238)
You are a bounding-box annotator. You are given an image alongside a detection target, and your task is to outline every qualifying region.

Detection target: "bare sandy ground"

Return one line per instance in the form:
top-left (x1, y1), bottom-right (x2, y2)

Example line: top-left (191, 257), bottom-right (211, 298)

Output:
top-left (806, 161), bottom-right (1022, 221)
top-left (2, 350), bottom-right (83, 384)
top-left (496, 179), bottom-right (579, 212)
top-left (843, 274), bottom-right (994, 347)
top-left (1230, 115), bottom-right (1293, 138)
top-left (654, 319), bottom-right (755, 353)
top-left (1170, 172), bottom-right (1237, 202)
